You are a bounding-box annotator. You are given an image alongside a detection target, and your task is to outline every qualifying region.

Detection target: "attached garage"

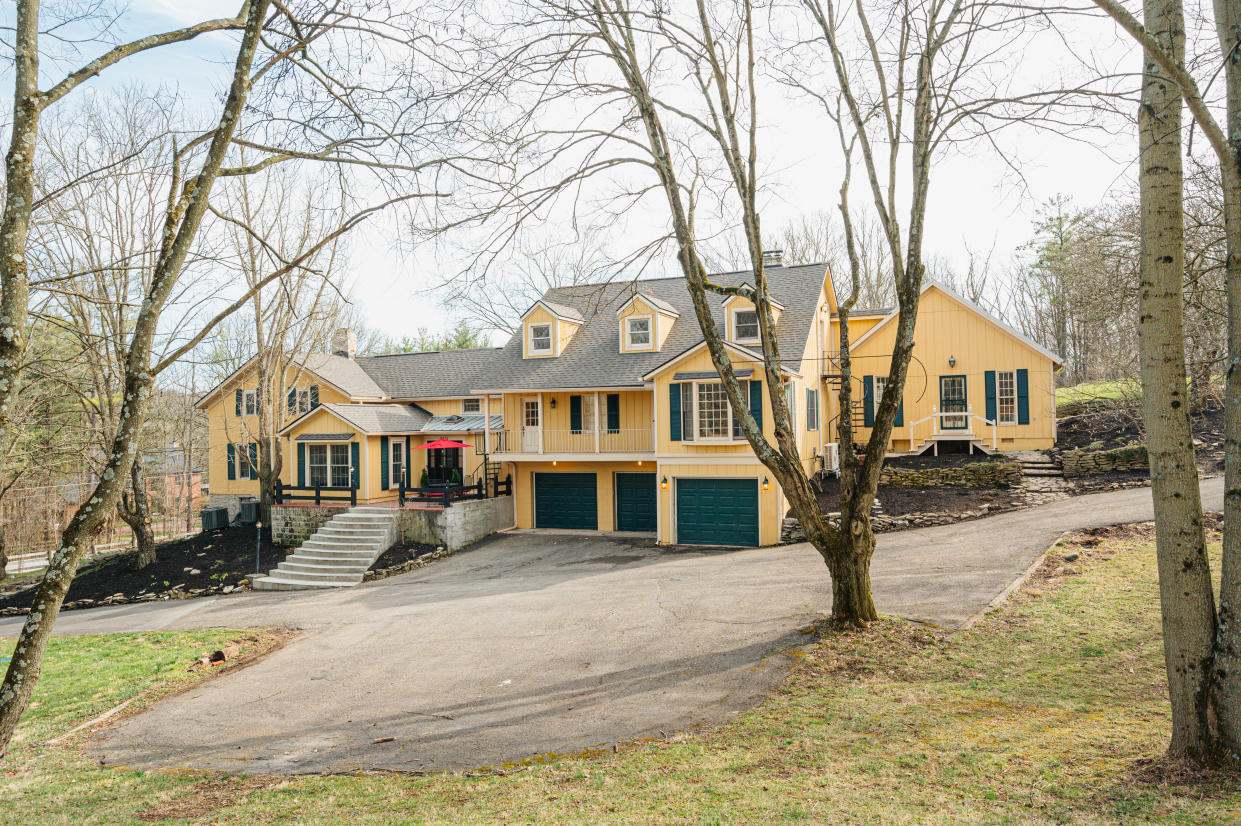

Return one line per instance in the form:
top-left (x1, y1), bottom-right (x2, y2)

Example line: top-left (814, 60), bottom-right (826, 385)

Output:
top-left (674, 477), bottom-right (759, 546)
top-left (533, 472), bottom-right (598, 530)
top-left (614, 472), bottom-right (657, 532)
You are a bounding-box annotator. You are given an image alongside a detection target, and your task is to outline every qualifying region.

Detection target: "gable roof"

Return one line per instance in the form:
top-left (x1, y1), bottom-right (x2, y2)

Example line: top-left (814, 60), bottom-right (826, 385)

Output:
top-left (354, 348), bottom-right (504, 399)
top-left (616, 290), bottom-right (680, 317)
top-left (470, 263), bottom-right (829, 392)
top-left (278, 402), bottom-right (432, 436)
top-left (850, 281), bottom-right (1066, 366)
top-left (195, 351), bottom-right (387, 409)
top-left (522, 298), bottom-right (584, 324)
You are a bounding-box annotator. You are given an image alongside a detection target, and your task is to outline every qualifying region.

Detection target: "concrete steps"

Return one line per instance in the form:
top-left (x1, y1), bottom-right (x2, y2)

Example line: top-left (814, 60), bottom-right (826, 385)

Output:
top-left (1016, 451), bottom-right (1065, 479)
top-left (253, 506), bottom-right (399, 591)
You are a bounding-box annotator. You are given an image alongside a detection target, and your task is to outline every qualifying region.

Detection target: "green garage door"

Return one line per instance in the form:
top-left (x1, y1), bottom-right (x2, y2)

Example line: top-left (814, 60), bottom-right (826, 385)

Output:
top-left (534, 472), bottom-right (598, 529)
top-left (615, 473), bottom-right (657, 532)
top-left (675, 478), bottom-right (759, 546)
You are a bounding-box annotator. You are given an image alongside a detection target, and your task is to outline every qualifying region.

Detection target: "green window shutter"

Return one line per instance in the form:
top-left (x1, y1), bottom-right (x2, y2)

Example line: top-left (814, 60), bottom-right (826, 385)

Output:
top-left (984, 371), bottom-right (997, 422)
top-left (287, 389), bottom-right (296, 416)
top-left (405, 436), bottom-right (412, 485)
top-left (895, 398), bottom-right (904, 427)
top-left (733, 381), bottom-right (749, 439)
top-left (297, 442), bottom-right (306, 487)
top-left (749, 379), bottom-right (762, 431)
top-left (310, 385), bottom-right (320, 409)
top-left (380, 436), bottom-right (390, 489)
top-left (669, 383), bottom-right (682, 441)
top-left (235, 389), bottom-right (243, 416)
top-left (249, 443), bottom-right (258, 479)
top-left (350, 442), bottom-right (360, 488)
top-left (606, 393), bottom-right (620, 432)
top-left (227, 443), bottom-right (236, 480)
top-left (1017, 369), bottom-right (1030, 424)
top-left (570, 395), bottom-right (582, 433)
top-left (863, 376), bottom-right (875, 427)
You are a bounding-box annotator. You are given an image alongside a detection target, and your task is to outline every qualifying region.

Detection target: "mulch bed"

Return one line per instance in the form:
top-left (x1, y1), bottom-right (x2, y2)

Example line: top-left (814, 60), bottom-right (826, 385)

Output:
top-left (0, 527), bottom-right (439, 614)
top-left (807, 474), bottom-right (1022, 520)
top-left (1056, 399), bottom-right (1223, 474)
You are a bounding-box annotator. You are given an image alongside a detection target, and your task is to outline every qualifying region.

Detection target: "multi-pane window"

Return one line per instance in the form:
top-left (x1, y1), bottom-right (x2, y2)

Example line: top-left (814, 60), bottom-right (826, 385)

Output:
top-left (734, 309), bottom-right (760, 341)
top-left (235, 443), bottom-right (257, 479)
top-left (308, 443), bottom-right (352, 487)
top-left (696, 382), bottom-right (731, 439)
top-left (390, 440), bottom-right (405, 489)
top-left (626, 317), bottom-right (651, 348)
top-left (807, 388), bottom-right (819, 431)
top-left (243, 389), bottom-right (257, 416)
top-left (529, 323), bottom-right (552, 353)
top-left (581, 394), bottom-right (595, 432)
top-left (785, 381), bottom-right (797, 431)
top-left (288, 388), bottom-right (311, 415)
top-left (873, 375), bottom-right (887, 404)
top-left (462, 398), bottom-right (482, 414)
top-left (996, 370), bottom-right (1017, 424)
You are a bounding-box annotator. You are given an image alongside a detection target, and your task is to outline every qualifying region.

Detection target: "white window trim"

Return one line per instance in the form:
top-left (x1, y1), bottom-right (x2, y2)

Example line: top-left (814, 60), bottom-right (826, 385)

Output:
top-left (684, 380), bottom-right (746, 444)
top-left (389, 439), bottom-right (406, 489)
top-left (996, 369), bottom-right (1018, 425)
top-left (730, 307), bottom-right (761, 344)
top-left (622, 314), bottom-right (654, 351)
top-left (307, 442), bottom-right (352, 488)
top-left (527, 322), bottom-right (554, 355)
top-left (807, 388), bottom-right (819, 431)
top-left (461, 397), bottom-right (482, 414)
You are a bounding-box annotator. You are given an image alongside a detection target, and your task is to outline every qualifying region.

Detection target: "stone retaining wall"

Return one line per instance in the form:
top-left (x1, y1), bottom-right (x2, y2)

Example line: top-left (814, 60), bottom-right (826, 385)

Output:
top-left (779, 505), bottom-right (1001, 544)
top-left (398, 496), bottom-right (515, 551)
top-left (1060, 445), bottom-right (1148, 477)
top-left (271, 504), bottom-right (348, 546)
top-left (878, 460), bottom-right (1022, 488)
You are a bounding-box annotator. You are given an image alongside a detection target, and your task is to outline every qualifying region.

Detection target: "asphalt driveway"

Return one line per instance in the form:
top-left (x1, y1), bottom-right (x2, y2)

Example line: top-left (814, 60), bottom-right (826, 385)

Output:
top-left (1, 477), bottom-right (1222, 774)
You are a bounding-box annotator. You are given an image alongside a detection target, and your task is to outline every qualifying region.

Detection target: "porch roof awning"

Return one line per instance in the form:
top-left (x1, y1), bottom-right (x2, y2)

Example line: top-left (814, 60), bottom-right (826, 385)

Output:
top-left (295, 432), bottom-right (355, 442)
top-left (672, 369), bottom-right (753, 381)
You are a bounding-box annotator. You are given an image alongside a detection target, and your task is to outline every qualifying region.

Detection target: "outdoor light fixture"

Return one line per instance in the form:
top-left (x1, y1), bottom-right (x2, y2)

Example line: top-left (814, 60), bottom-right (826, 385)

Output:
top-left (661, 476), bottom-right (669, 490)
top-left (762, 477), bottom-right (770, 491)
top-left (948, 355), bottom-right (957, 367)
top-left (552, 460), bottom-right (558, 466)
top-left (637, 460), bottom-right (643, 466)
top-left (550, 398), bottom-right (556, 409)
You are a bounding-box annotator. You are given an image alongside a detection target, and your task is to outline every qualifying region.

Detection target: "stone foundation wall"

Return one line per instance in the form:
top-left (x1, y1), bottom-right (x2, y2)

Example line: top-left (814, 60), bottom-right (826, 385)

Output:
top-left (1061, 445), bottom-right (1148, 477)
top-left (878, 460), bottom-right (1022, 488)
top-left (398, 496), bottom-right (515, 551)
top-left (209, 493), bottom-right (246, 521)
top-left (271, 504), bottom-right (348, 546)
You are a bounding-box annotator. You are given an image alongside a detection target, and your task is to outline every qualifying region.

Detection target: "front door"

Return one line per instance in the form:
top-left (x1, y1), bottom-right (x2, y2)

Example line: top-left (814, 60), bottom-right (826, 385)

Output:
top-left (427, 447), bottom-right (462, 485)
top-left (939, 375), bottom-right (968, 429)
top-left (521, 396), bottom-right (542, 452)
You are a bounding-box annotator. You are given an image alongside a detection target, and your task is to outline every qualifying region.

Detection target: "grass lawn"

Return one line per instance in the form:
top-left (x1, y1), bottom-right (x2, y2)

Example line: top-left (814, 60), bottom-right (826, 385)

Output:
top-left (1057, 378), bottom-right (1142, 407)
top-left (4, 526), bottom-right (1241, 824)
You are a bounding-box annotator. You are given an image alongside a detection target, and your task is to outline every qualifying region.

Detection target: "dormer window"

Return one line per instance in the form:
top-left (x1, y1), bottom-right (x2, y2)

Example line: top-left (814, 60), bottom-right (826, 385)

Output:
top-left (529, 323), bottom-right (553, 354)
top-left (734, 309), bottom-right (760, 343)
top-left (625, 316), bottom-right (652, 349)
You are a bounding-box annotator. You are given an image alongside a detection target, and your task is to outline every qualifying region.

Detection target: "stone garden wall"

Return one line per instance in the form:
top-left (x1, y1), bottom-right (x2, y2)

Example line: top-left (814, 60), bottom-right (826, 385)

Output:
top-left (878, 460), bottom-right (1022, 488)
top-left (1060, 445), bottom-right (1148, 477)
top-left (271, 504), bottom-right (348, 546)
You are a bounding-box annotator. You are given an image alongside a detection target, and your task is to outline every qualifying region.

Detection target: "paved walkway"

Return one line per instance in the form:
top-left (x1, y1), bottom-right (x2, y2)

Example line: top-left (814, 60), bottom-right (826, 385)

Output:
top-left (2, 478), bottom-right (1220, 774)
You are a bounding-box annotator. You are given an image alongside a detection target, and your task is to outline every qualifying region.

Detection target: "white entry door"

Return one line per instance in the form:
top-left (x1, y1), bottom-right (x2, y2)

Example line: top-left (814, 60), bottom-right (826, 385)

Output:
top-left (521, 396), bottom-right (542, 452)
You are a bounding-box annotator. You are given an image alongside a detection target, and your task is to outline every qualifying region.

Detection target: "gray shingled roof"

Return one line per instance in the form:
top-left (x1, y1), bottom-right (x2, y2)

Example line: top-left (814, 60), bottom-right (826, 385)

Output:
top-left (468, 263), bottom-right (828, 391)
top-left (354, 348), bottom-right (504, 400)
top-left (315, 403), bottom-right (432, 433)
top-left (538, 299), bottom-right (585, 322)
top-left (298, 352), bottom-right (387, 399)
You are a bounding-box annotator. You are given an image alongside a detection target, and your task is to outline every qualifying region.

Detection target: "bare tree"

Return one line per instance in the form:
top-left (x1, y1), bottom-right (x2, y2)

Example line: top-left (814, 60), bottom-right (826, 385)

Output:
top-left (1088, 0), bottom-right (1241, 760)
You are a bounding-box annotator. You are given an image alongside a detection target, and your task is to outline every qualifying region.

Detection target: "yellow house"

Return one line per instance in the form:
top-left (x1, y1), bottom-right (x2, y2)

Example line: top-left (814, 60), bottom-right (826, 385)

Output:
top-left (198, 262), bottom-right (1063, 546)
top-left (837, 282), bottom-right (1064, 454)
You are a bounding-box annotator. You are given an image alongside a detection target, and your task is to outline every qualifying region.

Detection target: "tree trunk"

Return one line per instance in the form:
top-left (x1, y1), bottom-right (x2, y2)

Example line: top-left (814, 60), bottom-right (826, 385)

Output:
top-left (0, 526), bottom-right (7, 580)
top-left (118, 460), bottom-right (156, 570)
top-left (1212, 0), bottom-right (1241, 759)
top-left (1137, 0), bottom-right (1218, 760)
top-left (827, 498), bottom-right (878, 625)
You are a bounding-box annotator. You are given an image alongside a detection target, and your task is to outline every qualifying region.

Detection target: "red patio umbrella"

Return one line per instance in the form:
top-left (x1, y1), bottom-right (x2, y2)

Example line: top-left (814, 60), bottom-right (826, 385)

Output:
top-left (415, 438), bottom-right (472, 450)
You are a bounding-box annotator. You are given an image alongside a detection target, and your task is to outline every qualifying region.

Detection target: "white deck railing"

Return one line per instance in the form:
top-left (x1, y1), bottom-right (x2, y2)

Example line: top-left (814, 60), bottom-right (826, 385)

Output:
top-left (489, 428), bottom-right (653, 455)
top-left (906, 404), bottom-right (997, 451)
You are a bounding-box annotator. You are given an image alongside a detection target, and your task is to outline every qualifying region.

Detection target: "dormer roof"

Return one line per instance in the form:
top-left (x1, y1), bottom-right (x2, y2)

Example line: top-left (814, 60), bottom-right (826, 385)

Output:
top-left (522, 299), bottom-right (584, 324)
top-left (616, 290), bottom-right (680, 318)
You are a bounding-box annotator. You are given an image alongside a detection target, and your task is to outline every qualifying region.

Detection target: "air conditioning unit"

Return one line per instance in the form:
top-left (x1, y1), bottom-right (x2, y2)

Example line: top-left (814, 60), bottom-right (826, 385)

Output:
top-left (201, 507), bottom-right (229, 532)
top-left (239, 498), bottom-right (260, 525)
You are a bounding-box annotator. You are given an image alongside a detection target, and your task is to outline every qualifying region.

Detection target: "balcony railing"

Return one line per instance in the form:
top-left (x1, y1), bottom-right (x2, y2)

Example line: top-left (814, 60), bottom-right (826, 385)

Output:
top-left (488, 428), bottom-right (652, 455)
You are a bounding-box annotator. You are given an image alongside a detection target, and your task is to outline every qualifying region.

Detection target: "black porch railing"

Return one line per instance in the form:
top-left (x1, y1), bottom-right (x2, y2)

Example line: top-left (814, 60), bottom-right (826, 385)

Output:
top-left (398, 478), bottom-right (487, 507)
top-left (273, 479), bottom-right (357, 506)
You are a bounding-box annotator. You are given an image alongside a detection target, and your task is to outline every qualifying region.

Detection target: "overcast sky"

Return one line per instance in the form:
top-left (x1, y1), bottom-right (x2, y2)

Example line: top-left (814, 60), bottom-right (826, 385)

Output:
top-left (10, 0), bottom-right (1146, 344)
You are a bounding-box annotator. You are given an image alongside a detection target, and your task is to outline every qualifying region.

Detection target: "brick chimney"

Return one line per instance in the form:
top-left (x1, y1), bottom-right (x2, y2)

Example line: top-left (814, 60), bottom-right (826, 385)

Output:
top-left (331, 328), bottom-right (357, 359)
top-left (762, 249), bottom-right (784, 269)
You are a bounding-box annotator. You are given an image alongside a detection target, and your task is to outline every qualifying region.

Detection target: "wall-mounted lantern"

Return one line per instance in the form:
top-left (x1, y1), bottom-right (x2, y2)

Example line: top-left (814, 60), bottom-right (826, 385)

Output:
top-left (660, 476), bottom-right (669, 490)
top-left (762, 477), bottom-right (770, 491)
top-left (948, 355), bottom-right (957, 368)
